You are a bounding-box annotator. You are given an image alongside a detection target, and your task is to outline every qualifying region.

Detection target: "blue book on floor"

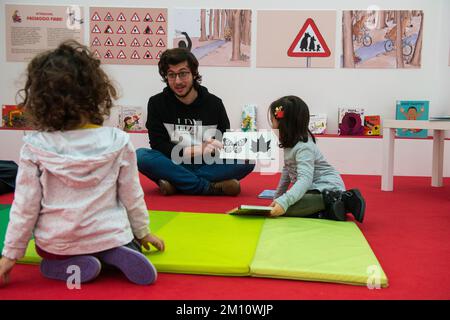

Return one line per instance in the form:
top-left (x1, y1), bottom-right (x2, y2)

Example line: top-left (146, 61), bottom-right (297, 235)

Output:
top-left (258, 189), bottom-right (276, 199)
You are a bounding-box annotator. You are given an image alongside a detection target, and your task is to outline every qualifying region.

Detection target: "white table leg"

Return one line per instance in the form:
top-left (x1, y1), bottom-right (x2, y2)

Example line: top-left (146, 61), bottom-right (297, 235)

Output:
top-left (432, 129), bottom-right (444, 187)
top-left (382, 127), bottom-right (395, 191)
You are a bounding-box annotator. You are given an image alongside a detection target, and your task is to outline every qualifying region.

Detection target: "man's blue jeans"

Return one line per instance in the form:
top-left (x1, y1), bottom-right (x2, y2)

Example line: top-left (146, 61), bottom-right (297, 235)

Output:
top-left (136, 148), bottom-right (255, 195)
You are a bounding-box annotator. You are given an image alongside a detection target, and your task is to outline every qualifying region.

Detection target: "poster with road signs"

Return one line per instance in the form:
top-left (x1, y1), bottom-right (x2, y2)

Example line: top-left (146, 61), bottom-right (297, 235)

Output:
top-left (257, 10), bottom-right (336, 68)
top-left (89, 7), bottom-right (167, 65)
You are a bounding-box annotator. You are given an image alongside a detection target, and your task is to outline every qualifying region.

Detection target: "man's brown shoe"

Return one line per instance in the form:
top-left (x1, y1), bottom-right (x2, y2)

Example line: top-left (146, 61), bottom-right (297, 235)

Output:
top-left (208, 179), bottom-right (241, 196)
top-left (158, 179), bottom-right (177, 196)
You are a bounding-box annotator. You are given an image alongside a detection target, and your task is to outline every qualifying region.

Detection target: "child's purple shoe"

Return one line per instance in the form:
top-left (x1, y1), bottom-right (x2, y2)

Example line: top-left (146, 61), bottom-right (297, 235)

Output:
top-left (40, 255), bottom-right (102, 283)
top-left (96, 246), bottom-right (157, 285)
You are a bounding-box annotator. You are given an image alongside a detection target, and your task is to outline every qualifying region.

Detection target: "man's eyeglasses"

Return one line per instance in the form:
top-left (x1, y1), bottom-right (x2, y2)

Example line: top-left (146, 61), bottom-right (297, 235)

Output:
top-left (166, 71), bottom-right (191, 81)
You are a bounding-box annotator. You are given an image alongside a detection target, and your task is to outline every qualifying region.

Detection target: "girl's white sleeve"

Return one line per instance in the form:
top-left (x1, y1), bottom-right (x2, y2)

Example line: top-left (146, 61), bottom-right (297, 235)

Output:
top-left (274, 165), bottom-right (290, 199)
top-left (2, 146), bottom-right (42, 260)
top-left (117, 142), bottom-right (150, 240)
top-left (275, 145), bottom-right (314, 212)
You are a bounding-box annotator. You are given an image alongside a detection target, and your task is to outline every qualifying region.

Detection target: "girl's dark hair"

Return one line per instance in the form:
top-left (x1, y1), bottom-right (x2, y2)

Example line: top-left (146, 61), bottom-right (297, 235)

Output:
top-left (17, 40), bottom-right (117, 131)
top-left (158, 48), bottom-right (202, 89)
top-left (268, 95), bottom-right (316, 148)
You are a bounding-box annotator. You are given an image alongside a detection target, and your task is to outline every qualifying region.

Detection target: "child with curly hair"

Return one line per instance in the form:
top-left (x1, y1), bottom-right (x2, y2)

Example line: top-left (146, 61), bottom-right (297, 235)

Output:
top-left (0, 40), bottom-right (164, 286)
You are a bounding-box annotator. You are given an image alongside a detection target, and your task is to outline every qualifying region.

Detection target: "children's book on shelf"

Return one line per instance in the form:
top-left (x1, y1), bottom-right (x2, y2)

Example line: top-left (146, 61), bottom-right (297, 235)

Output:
top-left (363, 115), bottom-right (381, 136)
top-left (1, 105), bottom-right (27, 128)
top-left (258, 189), bottom-right (276, 199)
top-left (219, 131), bottom-right (277, 160)
top-left (309, 113), bottom-right (327, 134)
top-left (117, 105), bottom-right (146, 132)
top-left (338, 108), bottom-right (364, 135)
top-left (241, 104), bottom-right (257, 132)
top-left (227, 205), bottom-right (273, 216)
top-left (395, 100), bottom-right (429, 138)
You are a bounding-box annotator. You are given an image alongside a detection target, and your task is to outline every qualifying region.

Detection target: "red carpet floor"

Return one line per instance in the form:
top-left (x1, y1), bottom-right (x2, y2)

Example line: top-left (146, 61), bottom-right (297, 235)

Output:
top-left (0, 173), bottom-right (449, 300)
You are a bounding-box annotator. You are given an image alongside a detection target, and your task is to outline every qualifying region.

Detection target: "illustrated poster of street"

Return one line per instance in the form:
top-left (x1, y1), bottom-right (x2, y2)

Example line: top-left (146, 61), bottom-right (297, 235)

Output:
top-left (172, 9), bottom-right (251, 67)
top-left (342, 10), bottom-right (423, 68)
top-left (5, 4), bottom-right (84, 62)
top-left (257, 10), bottom-right (336, 68)
top-left (90, 7), bottom-right (168, 65)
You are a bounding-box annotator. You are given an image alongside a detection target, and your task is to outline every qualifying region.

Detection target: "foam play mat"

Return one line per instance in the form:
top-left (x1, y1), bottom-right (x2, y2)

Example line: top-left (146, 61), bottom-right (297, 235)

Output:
top-left (250, 217), bottom-right (388, 287)
top-left (0, 206), bottom-right (388, 286)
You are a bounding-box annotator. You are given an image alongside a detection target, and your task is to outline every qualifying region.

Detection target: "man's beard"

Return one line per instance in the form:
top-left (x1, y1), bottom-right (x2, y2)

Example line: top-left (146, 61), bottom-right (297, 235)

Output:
top-left (174, 83), bottom-right (194, 98)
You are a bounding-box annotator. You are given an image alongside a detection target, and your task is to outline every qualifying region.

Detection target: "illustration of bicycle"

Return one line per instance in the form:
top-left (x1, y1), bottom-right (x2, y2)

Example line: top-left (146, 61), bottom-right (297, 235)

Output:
top-left (353, 26), bottom-right (373, 47)
top-left (384, 38), bottom-right (413, 61)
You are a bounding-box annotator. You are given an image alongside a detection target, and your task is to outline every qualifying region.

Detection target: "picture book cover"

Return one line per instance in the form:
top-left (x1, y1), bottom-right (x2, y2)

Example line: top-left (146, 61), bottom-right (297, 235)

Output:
top-left (395, 100), bottom-right (429, 138)
top-left (1, 105), bottom-right (27, 128)
top-left (309, 113), bottom-right (327, 134)
top-left (338, 108), bottom-right (365, 135)
top-left (258, 189), bottom-right (276, 199)
top-left (241, 104), bottom-right (257, 132)
top-left (227, 205), bottom-right (272, 216)
top-left (219, 131), bottom-right (277, 160)
top-left (117, 105), bottom-right (145, 132)
top-left (363, 115), bottom-right (381, 136)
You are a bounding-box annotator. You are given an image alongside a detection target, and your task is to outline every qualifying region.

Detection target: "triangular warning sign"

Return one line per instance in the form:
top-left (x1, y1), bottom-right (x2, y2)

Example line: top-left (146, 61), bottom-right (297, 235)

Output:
top-left (117, 50), bottom-right (126, 59)
top-left (104, 50), bottom-right (114, 59)
top-left (131, 13), bottom-right (140, 22)
top-left (131, 50), bottom-right (140, 59)
top-left (155, 50), bottom-right (162, 59)
top-left (117, 25), bottom-right (126, 34)
top-left (156, 26), bottom-right (165, 35)
top-left (144, 13), bottom-right (153, 22)
top-left (131, 25), bottom-right (140, 34)
top-left (143, 38), bottom-right (153, 47)
top-left (104, 12), bottom-right (114, 21)
top-left (91, 37), bottom-right (101, 46)
top-left (117, 13), bottom-right (126, 21)
top-left (143, 26), bottom-right (153, 35)
top-left (104, 37), bottom-right (114, 46)
top-left (287, 18), bottom-right (331, 58)
top-left (91, 24), bottom-right (101, 33)
top-left (130, 38), bottom-right (140, 47)
top-left (93, 50), bottom-right (101, 59)
top-left (143, 51), bottom-right (153, 59)
top-left (117, 37), bottom-right (126, 46)
top-left (104, 25), bottom-right (113, 34)
top-left (155, 38), bottom-right (165, 47)
top-left (156, 13), bottom-right (166, 22)
top-left (91, 12), bottom-right (101, 21)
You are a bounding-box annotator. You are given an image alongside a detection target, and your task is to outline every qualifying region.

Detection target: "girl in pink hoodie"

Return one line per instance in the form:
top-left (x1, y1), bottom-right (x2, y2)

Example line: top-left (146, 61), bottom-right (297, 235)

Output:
top-left (0, 40), bottom-right (165, 286)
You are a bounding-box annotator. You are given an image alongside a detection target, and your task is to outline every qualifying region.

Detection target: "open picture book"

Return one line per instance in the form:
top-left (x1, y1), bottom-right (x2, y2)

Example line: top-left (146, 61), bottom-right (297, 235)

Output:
top-left (227, 205), bottom-right (273, 216)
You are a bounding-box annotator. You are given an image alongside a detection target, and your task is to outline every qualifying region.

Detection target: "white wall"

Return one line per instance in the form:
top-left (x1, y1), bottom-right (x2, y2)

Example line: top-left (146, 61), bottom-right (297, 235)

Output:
top-left (1, 0), bottom-right (449, 177)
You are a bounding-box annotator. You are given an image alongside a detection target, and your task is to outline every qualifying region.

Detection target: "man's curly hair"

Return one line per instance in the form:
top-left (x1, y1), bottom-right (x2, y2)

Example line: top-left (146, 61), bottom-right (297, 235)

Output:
top-left (17, 40), bottom-right (117, 131)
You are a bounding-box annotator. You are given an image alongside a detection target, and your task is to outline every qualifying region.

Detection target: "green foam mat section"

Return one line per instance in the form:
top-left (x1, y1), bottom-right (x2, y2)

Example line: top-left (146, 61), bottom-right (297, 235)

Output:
top-left (250, 217), bottom-right (388, 287)
top-left (146, 211), bottom-right (265, 276)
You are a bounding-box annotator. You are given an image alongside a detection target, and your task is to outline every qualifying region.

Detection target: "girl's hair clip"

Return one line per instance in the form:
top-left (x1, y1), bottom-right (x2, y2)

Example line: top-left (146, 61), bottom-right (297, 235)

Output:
top-left (274, 106), bottom-right (284, 119)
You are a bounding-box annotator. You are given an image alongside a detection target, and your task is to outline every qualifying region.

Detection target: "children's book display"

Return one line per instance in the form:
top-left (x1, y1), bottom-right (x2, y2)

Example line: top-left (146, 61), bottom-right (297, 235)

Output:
top-left (241, 104), bottom-right (257, 132)
top-left (395, 100), bottom-right (429, 138)
top-left (1, 105), bottom-right (26, 128)
top-left (338, 108), bottom-right (365, 135)
top-left (219, 131), bottom-right (277, 160)
top-left (117, 105), bottom-right (145, 132)
top-left (363, 115), bottom-right (381, 136)
top-left (227, 205), bottom-right (273, 216)
top-left (309, 113), bottom-right (327, 134)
